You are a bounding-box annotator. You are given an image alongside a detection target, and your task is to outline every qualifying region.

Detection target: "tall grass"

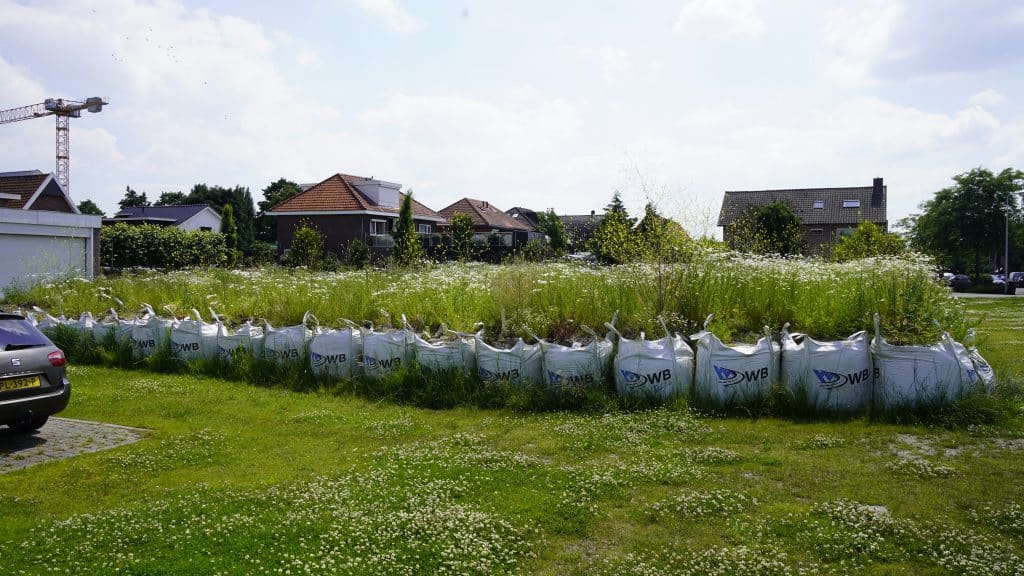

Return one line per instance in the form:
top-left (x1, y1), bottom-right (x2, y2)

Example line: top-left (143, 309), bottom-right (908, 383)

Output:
top-left (5, 253), bottom-right (963, 344)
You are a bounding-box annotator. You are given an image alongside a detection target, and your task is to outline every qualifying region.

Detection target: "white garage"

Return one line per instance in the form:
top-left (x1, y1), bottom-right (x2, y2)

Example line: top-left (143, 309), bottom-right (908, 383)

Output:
top-left (0, 170), bottom-right (101, 297)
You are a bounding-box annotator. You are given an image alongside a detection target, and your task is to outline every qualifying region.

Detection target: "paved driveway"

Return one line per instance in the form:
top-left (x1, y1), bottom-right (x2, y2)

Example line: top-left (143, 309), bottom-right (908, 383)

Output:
top-left (0, 418), bottom-right (146, 474)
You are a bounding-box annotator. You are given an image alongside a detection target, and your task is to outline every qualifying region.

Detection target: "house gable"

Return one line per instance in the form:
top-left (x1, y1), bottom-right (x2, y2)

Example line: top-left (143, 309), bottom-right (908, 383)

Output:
top-left (439, 198), bottom-right (534, 232)
top-left (267, 173), bottom-right (446, 222)
top-left (0, 171), bottom-right (78, 214)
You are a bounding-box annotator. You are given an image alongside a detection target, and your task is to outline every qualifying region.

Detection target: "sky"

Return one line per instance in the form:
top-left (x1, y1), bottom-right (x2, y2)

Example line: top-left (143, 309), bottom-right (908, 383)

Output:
top-left (2, 0), bottom-right (1024, 235)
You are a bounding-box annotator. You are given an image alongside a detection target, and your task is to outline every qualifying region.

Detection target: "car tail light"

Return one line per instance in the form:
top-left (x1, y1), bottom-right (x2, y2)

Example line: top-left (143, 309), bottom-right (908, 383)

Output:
top-left (48, 349), bottom-right (66, 367)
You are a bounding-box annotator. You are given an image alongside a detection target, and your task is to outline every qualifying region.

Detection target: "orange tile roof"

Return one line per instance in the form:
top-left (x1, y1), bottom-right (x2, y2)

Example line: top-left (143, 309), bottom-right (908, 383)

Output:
top-left (439, 198), bottom-right (535, 231)
top-left (0, 173), bottom-right (47, 209)
top-left (270, 173), bottom-right (444, 220)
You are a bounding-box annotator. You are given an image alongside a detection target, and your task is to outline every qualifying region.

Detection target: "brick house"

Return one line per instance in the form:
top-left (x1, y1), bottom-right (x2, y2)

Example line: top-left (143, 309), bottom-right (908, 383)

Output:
top-left (718, 178), bottom-right (888, 255)
top-left (266, 173), bottom-right (446, 257)
top-left (440, 198), bottom-right (539, 248)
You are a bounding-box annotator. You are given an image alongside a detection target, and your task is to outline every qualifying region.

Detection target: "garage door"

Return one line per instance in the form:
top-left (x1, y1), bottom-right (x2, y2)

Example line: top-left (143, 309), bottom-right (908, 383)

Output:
top-left (0, 234), bottom-right (86, 294)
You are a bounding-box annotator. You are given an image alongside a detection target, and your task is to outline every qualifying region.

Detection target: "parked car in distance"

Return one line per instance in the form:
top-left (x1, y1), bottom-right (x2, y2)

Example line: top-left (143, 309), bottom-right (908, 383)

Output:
top-left (0, 313), bottom-right (70, 433)
top-left (992, 274), bottom-right (1006, 286)
top-left (1009, 272), bottom-right (1024, 285)
top-left (949, 274), bottom-right (971, 292)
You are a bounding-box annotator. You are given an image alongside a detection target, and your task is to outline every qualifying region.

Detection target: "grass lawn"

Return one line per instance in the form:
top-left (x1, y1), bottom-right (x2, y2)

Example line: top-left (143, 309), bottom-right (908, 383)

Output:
top-left (0, 298), bottom-right (1022, 575)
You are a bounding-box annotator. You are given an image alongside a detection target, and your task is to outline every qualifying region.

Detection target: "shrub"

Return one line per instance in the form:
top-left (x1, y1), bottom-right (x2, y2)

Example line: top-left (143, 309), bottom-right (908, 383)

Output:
top-left (343, 239), bottom-right (371, 269)
top-left (100, 223), bottom-right (228, 269)
top-left (288, 224), bottom-right (325, 268)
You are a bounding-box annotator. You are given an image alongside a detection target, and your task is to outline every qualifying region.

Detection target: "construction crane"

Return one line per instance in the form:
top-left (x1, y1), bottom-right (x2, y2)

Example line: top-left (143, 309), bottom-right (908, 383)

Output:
top-left (0, 97), bottom-right (108, 195)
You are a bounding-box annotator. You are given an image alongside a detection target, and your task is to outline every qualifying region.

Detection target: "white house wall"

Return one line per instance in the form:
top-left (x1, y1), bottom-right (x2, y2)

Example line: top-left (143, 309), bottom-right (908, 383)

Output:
top-left (0, 208), bottom-right (101, 295)
top-left (179, 208), bottom-right (222, 232)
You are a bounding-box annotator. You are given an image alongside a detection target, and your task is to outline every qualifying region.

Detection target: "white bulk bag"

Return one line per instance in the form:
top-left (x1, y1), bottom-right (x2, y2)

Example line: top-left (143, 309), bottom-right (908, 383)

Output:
top-left (131, 304), bottom-right (175, 358)
top-left (531, 326), bottom-right (613, 392)
top-left (412, 326), bottom-right (477, 375)
top-left (32, 307), bottom-right (65, 331)
top-left (91, 309), bottom-right (128, 343)
top-left (263, 312), bottom-right (312, 364)
top-left (692, 315), bottom-right (779, 407)
top-left (360, 317), bottom-right (414, 377)
top-left (309, 317), bottom-right (361, 379)
top-left (780, 324), bottom-right (872, 412)
top-left (964, 330), bottom-right (995, 393)
top-left (216, 319), bottom-right (264, 360)
top-left (65, 312), bottom-right (95, 338)
top-left (171, 309), bottom-right (224, 362)
top-left (610, 318), bottom-right (693, 400)
top-left (475, 335), bottom-right (543, 386)
top-left (870, 314), bottom-right (972, 409)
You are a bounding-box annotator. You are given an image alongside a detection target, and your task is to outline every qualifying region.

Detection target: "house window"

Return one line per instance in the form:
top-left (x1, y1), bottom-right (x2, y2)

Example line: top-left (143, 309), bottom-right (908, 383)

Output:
top-left (370, 219), bottom-right (388, 236)
top-left (200, 226), bottom-right (212, 231)
top-left (417, 224), bottom-right (431, 234)
top-left (809, 228), bottom-right (824, 236)
top-left (813, 201), bottom-right (824, 209)
top-left (836, 227), bottom-right (854, 238)
top-left (842, 200), bottom-right (860, 208)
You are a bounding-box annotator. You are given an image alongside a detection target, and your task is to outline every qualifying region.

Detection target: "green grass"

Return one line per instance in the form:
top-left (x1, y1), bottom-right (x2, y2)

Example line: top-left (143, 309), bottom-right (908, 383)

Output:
top-left (0, 300), bottom-right (1021, 574)
top-left (5, 255), bottom-right (967, 344)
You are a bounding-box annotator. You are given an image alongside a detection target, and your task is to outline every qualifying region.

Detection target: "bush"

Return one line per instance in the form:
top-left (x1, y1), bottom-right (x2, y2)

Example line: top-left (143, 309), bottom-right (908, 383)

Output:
top-left (288, 224), bottom-right (325, 268)
top-left (343, 239), bottom-right (371, 269)
top-left (101, 223), bottom-right (228, 269)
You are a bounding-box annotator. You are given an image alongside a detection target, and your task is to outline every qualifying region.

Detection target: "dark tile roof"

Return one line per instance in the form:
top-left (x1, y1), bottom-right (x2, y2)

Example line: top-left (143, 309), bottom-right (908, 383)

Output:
top-left (506, 207), bottom-right (540, 228)
top-left (561, 213), bottom-right (604, 231)
top-left (440, 198), bottom-right (534, 231)
top-left (270, 173), bottom-right (443, 220)
top-left (110, 204), bottom-right (212, 225)
top-left (718, 184), bottom-right (887, 227)
top-left (0, 171), bottom-right (48, 209)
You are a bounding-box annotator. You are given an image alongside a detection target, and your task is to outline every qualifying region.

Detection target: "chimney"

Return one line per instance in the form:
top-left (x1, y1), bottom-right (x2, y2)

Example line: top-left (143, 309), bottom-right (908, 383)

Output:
top-left (871, 177), bottom-right (883, 208)
top-left (590, 210), bottom-right (595, 217)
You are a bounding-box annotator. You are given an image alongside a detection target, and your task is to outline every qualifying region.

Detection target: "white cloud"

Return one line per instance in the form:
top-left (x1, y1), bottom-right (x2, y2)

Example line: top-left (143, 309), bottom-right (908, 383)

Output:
top-left (970, 89), bottom-right (1007, 107)
top-left (598, 46), bottom-right (630, 81)
top-left (823, 0), bottom-right (905, 85)
top-left (674, 0), bottom-right (765, 39)
top-left (353, 0), bottom-right (424, 34)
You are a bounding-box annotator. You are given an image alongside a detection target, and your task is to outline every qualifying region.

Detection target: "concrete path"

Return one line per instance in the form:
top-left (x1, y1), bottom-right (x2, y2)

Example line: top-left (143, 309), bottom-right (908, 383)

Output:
top-left (0, 417), bottom-right (147, 474)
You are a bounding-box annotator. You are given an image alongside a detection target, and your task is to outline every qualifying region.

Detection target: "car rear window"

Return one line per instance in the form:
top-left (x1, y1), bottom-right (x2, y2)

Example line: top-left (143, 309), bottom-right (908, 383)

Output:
top-left (0, 318), bottom-right (52, 350)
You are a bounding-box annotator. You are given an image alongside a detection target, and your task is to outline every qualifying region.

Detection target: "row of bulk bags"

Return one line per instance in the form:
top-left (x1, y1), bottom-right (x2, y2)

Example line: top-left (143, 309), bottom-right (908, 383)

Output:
top-left (608, 317), bottom-right (693, 400)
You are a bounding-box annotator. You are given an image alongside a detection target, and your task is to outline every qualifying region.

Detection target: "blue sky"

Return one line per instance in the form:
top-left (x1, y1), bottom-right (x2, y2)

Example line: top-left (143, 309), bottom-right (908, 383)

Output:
top-left (2, 0), bottom-right (1023, 235)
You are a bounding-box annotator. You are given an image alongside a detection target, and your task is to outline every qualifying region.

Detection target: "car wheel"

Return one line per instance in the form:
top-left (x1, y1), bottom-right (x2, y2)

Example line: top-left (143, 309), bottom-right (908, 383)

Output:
top-left (8, 415), bottom-right (49, 433)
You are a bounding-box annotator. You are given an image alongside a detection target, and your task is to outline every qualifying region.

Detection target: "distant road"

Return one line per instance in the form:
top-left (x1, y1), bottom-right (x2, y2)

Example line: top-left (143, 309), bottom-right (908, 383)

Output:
top-left (951, 291), bottom-right (1023, 298)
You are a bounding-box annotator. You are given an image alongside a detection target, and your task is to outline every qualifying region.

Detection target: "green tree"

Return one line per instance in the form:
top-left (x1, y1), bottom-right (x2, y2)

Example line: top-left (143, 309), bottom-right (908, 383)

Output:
top-left (905, 167), bottom-right (1024, 274)
top-left (449, 212), bottom-right (475, 261)
top-left (256, 178), bottom-right (303, 243)
top-left (728, 201), bottom-right (805, 256)
top-left (831, 221), bottom-right (906, 262)
top-left (636, 203), bottom-right (691, 263)
top-left (154, 191), bottom-right (187, 206)
top-left (392, 192), bottom-right (424, 265)
top-left (185, 184), bottom-right (257, 251)
top-left (220, 203), bottom-right (240, 267)
top-left (288, 224), bottom-right (324, 268)
top-left (118, 186), bottom-right (150, 210)
top-left (589, 192), bottom-right (642, 264)
top-left (76, 199), bottom-right (104, 216)
top-left (537, 209), bottom-right (567, 256)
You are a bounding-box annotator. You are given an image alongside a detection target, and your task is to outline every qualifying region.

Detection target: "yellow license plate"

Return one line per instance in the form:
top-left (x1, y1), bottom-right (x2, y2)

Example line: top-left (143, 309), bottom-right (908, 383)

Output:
top-left (0, 375), bottom-right (41, 392)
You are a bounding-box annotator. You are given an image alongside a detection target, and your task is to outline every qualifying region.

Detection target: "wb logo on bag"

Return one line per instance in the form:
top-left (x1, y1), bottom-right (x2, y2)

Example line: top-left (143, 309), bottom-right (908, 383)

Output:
top-left (312, 351), bottom-right (346, 367)
top-left (713, 365), bottom-right (768, 387)
top-left (365, 356), bottom-right (400, 369)
top-left (548, 371), bottom-right (594, 386)
top-left (479, 367), bottom-right (519, 381)
top-left (620, 369), bottom-right (672, 390)
top-left (812, 368), bottom-right (871, 390)
top-left (172, 341), bottom-right (199, 354)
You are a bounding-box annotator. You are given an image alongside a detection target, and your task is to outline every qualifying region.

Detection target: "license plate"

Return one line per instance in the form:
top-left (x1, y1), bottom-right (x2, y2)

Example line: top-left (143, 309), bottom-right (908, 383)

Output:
top-left (0, 375), bottom-right (41, 392)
